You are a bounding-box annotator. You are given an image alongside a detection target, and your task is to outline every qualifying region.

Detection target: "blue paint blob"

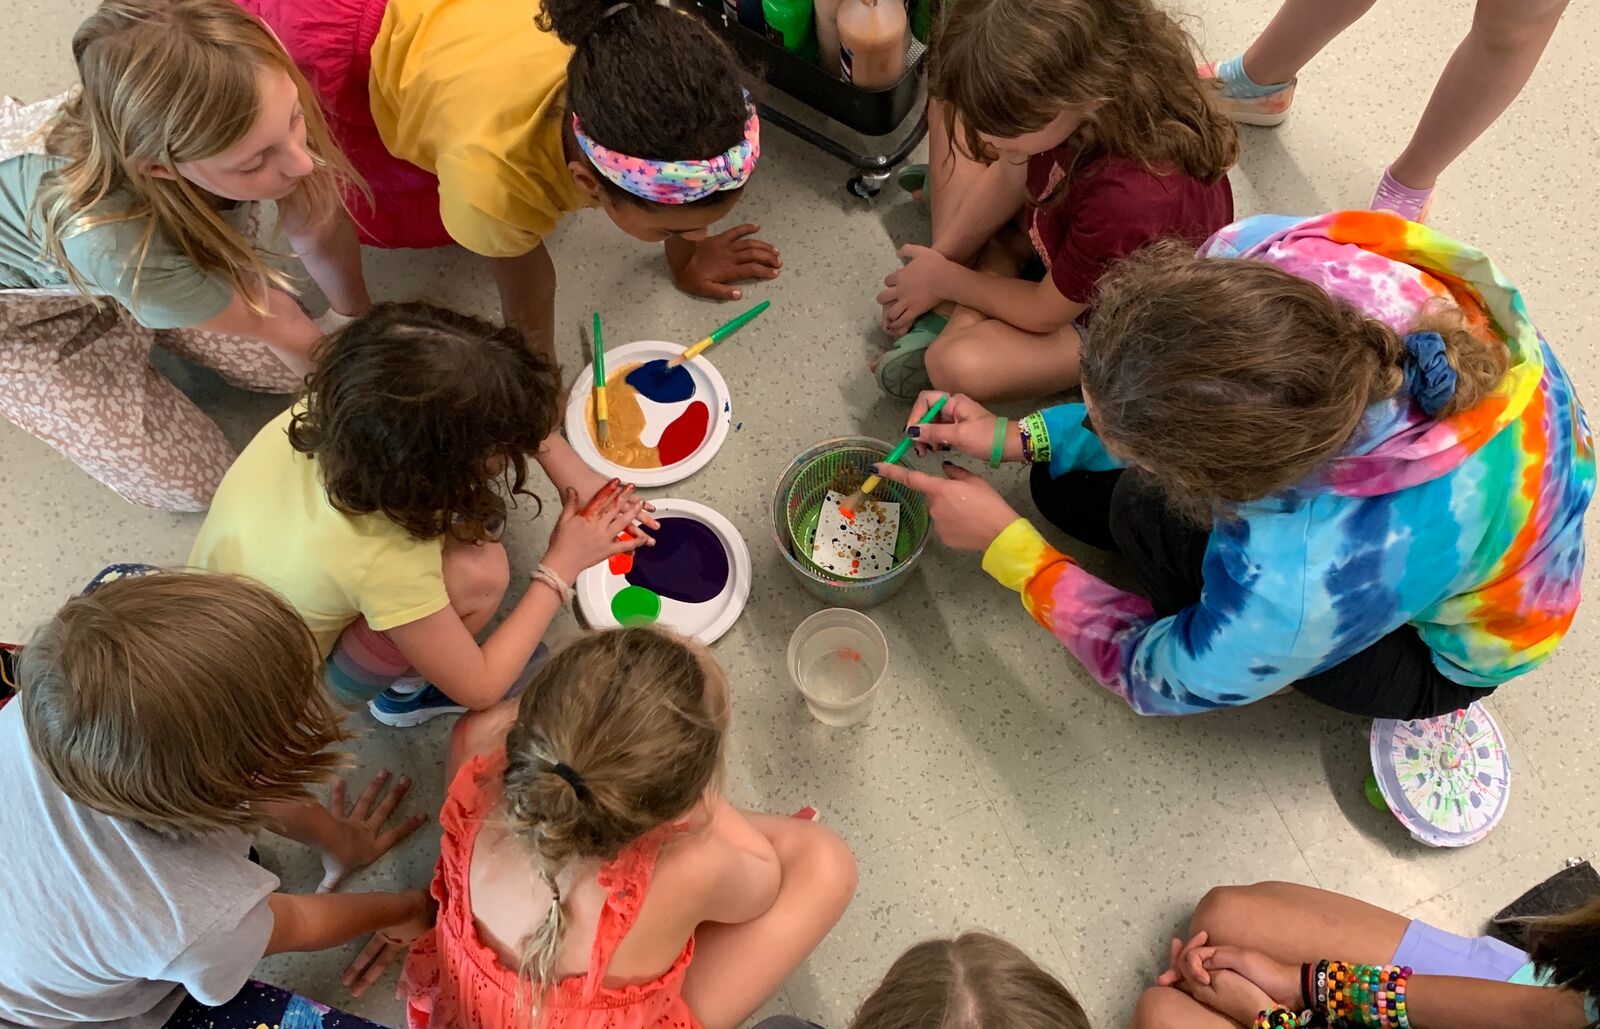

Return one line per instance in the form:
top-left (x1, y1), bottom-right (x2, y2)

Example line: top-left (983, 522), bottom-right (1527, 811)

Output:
top-left (625, 516), bottom-right (729, 604)
top-left (625, 359), bottom-right (696, 403)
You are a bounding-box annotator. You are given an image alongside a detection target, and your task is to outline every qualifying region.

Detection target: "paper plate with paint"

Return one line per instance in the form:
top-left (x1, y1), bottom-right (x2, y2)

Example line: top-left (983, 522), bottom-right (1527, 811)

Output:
top-left (576, 498), bottom-right (751, 644)
top-left (1370, 700), bottom-right (1511, 848)
top-left (566, 340), bottom-right (733, 487)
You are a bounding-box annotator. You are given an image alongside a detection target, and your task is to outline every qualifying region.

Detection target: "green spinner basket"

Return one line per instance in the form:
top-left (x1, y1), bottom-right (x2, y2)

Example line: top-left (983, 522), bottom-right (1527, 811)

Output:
top-left (772, 436), bottom-right (931, 608)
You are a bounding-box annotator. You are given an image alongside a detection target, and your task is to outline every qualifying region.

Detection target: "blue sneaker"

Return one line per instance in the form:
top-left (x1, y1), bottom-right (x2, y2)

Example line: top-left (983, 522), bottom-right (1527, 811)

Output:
top-left (366, 644), bottom-right (549, 728)
top-left (368, 684), bottom-right (465, 727)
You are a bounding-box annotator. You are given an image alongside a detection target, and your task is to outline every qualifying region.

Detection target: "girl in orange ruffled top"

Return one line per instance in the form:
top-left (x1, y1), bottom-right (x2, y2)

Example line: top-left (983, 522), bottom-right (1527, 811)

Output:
top-left (345, 627), bottom-right (858, 1029)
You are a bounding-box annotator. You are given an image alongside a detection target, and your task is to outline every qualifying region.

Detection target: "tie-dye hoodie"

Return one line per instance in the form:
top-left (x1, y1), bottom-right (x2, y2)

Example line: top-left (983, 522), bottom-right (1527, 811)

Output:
top-left (982, 211), bottom-right (1595, 716)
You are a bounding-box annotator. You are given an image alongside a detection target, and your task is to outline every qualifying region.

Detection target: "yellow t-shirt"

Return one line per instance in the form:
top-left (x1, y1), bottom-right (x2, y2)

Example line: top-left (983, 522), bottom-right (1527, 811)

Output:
top-left (189, 408), bottom-right (450, 657)
top-left (367, 0), bottom-right (598, 258)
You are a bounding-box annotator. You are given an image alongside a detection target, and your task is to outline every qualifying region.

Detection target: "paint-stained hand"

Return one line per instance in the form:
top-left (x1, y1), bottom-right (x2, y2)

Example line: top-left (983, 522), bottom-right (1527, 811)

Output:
top-left (341, 890), bottom-right (436, 997)
top-left (867, 461), bottom-right (1022, 552)
top-left (877, 244), bottom-right (951, 337)
top-left (544, 483), bottom-right (652, 584)
top-left (669, 224), bottom-right (782, 301)
top-left (317, 771), bottom-right (429, 893)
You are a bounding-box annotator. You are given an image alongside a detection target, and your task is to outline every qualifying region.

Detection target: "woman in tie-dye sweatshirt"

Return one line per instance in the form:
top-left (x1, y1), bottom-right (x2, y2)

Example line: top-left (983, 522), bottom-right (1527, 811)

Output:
top-left (872, 211), bottom-right (1594, 719)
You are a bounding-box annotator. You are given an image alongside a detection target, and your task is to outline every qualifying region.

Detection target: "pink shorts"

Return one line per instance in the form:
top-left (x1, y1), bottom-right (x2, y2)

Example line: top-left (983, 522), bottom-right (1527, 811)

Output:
top-left (238, 0), bottom-right (453, 249)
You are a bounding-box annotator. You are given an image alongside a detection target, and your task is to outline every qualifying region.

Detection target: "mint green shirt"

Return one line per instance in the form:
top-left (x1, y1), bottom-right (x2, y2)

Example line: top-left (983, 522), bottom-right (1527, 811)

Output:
top-left (0, 152), bottom-right (246, 329)
top-left (1508, 961), bottom-right (1600, 1022)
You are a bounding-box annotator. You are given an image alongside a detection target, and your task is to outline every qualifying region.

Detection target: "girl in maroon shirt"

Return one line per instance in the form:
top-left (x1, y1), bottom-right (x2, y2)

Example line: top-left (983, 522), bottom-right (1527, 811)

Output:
top-left (875, 0), bottom-right (1238, 404)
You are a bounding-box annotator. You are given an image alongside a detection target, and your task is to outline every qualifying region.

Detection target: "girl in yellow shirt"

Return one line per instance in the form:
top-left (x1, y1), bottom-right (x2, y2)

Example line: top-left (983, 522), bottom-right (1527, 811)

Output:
top-left (243, 0), bottom-right (780, 358)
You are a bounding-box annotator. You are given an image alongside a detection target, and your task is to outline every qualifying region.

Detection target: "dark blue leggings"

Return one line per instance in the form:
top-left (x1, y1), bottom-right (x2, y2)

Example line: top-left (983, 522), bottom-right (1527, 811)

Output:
top-left (165, 980), bottom-right (391, 1029)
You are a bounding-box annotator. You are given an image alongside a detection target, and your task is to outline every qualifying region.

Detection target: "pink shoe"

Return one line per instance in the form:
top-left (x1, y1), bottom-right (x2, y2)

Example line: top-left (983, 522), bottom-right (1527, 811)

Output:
top-left (1198, 61), bottom-right (1296, 127)
top-left (1370, 167), bottom-right (1434, 223)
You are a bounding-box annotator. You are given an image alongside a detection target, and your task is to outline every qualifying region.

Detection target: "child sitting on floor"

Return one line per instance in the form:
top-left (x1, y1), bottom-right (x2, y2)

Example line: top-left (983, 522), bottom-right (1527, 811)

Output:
top-left (340, 628), bottom-right (858, 1029)
top-left (755, 931), bottom-right (1090, 1029)
top-left (0, 569), bottom-right (429, 1028)
top-left (874, 0), bottom-right (1236, 404)
top-left (190, 301), bottom-right (652, 727)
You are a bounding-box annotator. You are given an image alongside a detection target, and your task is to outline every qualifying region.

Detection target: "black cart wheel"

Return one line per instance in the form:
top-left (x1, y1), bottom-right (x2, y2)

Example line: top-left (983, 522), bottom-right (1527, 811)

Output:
top-left (847, 169), bottom-right (891, 200)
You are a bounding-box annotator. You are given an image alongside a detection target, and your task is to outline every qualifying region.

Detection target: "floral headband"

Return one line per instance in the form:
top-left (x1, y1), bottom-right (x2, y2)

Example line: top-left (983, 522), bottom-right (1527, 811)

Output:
top-left (572, 92), bottom-right (760, 205)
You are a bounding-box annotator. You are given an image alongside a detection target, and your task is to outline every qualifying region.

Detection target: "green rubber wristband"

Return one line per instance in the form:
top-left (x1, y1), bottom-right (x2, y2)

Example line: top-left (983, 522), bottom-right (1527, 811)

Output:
top-left (991, 417), bottom-right (1009, 468)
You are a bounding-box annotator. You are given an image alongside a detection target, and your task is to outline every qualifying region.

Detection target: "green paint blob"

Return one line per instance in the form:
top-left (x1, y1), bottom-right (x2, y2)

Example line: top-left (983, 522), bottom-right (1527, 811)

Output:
top-left (611, 585), bottom-right (662, 625)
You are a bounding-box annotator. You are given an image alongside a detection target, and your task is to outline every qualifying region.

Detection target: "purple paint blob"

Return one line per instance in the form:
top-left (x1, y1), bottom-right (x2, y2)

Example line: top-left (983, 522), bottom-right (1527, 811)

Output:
top-left (625, 359), bottom-right (695, 403)
top-left (624, 516), bottom-right (729, 604)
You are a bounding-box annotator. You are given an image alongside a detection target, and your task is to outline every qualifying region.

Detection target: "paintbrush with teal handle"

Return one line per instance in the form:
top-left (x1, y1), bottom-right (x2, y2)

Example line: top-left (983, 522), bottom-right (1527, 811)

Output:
top-left (590, 311), bottom-right (608, 444)
top-left (842, 392), bottom-right (950, 513)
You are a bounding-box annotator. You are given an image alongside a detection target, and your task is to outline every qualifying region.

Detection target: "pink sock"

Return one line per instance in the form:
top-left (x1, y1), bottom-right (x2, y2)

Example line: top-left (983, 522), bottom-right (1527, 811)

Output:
top-left (1371, 167), bottom-right (1434, 222)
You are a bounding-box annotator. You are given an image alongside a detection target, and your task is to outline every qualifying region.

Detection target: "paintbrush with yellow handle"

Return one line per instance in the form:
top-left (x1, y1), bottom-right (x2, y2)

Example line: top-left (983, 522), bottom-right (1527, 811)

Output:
top-left (842, 393), bottom-right (950, 513)
top-left (666, 300), bottom-right (771, 368)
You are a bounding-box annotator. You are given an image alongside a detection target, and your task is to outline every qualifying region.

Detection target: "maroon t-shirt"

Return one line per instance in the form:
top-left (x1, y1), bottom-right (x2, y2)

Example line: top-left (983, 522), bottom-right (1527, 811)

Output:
top-left (1026, 148), bottom-right (1234, 304)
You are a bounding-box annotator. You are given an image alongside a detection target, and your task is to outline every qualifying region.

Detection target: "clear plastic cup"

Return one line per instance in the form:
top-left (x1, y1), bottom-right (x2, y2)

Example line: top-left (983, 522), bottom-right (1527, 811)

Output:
top-left (787, 608), bottom-right (888, 726)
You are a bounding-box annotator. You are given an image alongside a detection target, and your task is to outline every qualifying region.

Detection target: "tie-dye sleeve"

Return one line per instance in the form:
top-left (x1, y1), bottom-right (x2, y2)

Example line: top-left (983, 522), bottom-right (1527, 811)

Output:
top-left (1036, 403), bottom-right (1123, 478)
top-left (981, 519), bottom-right (1314, 715)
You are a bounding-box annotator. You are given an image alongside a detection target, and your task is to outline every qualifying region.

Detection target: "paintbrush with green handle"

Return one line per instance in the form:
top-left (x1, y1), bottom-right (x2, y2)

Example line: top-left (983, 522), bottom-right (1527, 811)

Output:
top-left (666, 300), bottom-right (771, 368)
top-left (590, 311), bottom-right (608, 444)
top-left (842, 392), bottom-right (950, 513)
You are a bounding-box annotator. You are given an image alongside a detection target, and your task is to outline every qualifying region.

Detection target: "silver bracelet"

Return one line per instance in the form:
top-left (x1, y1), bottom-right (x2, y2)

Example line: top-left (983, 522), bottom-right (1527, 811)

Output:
top-left (532, 564), bottom-right (571, 604)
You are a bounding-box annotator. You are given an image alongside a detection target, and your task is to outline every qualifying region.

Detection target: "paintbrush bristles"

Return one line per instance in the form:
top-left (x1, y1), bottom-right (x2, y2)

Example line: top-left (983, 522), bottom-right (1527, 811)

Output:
top-left (596, 421), bottom-right (610, 443)
top-left (841, 475), bottom-right (880, 514)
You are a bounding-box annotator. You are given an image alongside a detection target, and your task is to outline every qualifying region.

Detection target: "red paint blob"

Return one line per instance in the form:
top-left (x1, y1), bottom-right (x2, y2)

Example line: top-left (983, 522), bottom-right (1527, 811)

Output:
top-left (840, 505), bottom-right (857, 524)
top-left (608, 531), bottom-right (635, 574)
top-left (657, 401), bottom-right (710, 465)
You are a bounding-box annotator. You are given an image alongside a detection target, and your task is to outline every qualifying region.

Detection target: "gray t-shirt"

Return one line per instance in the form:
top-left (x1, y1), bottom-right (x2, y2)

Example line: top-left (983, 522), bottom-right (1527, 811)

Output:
top-left (0, 152), bottom-right (245, 329)
top-left (0, 704), bottom-right (279, 1029)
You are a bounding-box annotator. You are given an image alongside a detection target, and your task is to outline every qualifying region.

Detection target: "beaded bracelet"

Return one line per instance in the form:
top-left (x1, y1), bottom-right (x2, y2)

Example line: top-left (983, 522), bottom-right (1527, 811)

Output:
top-left (1020, 411), bottom-right (1051, 464)
top-left (1322, 961), bottom-right (1410, 1029)
top-left (1254, 1009), bottom-right (1300, 1029)
top-left (532, 563), bottom-right (572, 604)
top-left (990, 417), bottom-right (1009, 469)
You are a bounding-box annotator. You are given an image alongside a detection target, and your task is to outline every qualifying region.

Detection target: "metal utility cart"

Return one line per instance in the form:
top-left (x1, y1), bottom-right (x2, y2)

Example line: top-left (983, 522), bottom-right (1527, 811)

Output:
top-left (685, 2), bottom-right (929, 199)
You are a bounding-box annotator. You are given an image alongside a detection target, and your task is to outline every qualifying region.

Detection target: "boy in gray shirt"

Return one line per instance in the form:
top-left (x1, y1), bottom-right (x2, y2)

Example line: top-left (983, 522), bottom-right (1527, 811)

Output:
top-left (0, 569), bottom-right (429, 1028)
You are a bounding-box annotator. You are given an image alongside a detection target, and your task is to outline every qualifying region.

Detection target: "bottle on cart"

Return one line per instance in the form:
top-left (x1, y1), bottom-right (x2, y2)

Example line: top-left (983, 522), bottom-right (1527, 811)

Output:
top-left (814, 0), bottom-right (844, 75)
top-left (724, 0), bottom-right (767, 33)
top-left (836, 0), bottom-right (907, 89)
top-left (763, 0), bottom-right (815, 54)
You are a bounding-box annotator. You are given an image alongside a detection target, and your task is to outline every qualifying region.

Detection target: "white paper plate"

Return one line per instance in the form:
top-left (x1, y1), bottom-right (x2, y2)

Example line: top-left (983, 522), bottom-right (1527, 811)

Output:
top-left (576, 499), bottom-right (751, 644)
top-left (564, 340), bottom-right (733, 488)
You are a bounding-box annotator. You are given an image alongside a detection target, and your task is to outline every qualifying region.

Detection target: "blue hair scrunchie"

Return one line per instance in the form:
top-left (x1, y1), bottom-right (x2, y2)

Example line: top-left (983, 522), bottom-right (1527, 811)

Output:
top-left (1401, 331), bottom-right (1457, 417)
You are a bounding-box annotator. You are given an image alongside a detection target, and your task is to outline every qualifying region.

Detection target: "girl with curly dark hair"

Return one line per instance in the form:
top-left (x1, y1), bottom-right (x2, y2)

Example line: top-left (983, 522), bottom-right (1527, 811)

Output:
top-left (191, 301), bottom-right (655, 726)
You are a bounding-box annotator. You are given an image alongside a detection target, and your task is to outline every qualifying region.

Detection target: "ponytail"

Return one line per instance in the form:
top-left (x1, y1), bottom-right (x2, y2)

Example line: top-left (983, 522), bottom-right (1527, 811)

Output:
top-left (499, 628), bottom-right (728, 1002)
top-left (1084, 241), bottom-right (1514, 522)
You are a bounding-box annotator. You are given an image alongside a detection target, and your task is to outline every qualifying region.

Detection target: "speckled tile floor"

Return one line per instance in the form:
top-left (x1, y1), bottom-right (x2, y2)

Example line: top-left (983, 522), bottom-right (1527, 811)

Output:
top-left (4, 2), bottom-right (1599, 1027)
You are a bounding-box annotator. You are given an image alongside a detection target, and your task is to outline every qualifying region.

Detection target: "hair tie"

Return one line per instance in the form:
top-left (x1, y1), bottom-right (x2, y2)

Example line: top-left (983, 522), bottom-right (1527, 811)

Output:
top-left (1400, 330), bottom-right (1457, 417)
top-left (573, 89), bottom-right (760, 205)
top-left (546, 760), bottom-right (590, 801)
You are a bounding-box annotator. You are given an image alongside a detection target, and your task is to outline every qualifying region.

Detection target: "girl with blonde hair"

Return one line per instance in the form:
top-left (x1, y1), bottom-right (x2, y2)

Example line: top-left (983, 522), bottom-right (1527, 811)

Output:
top-left (342, 628), bottom-right (859, 1029)
top-left (0, 0), bottom-right (371, 510)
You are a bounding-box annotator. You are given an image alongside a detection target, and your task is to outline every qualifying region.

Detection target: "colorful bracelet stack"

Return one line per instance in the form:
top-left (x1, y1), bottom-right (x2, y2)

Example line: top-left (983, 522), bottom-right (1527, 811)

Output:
top-left (1309, 960), bottom-right (1410, 1028)
top-left (1253, 1008), bottom-right (1301, 1029)
top-left (1019, 411), bottom-right (1051, 464)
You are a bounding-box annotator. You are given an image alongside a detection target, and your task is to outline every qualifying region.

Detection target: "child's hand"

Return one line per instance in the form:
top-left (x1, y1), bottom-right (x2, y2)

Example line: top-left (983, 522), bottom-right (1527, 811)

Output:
top-left (877, 244), bottom-right (952, 337)
top-left (904, 391), bottom-right (1013, 461)
top-left (543, 483), bottom-right (651, 584)
top-left (668, 224), bottom-right (782, 301)
top-left (342, 889), bottom-right (436, 996)
top-left (317, 771), bottom-right (429, 893)
top-left (868, 461), bottom-right (1022, 552)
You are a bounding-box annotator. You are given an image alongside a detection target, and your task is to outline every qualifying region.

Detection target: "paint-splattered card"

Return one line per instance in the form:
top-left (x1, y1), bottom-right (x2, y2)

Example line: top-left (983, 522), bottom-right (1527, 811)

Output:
top-left (811, 490), bottom-right (900, 579)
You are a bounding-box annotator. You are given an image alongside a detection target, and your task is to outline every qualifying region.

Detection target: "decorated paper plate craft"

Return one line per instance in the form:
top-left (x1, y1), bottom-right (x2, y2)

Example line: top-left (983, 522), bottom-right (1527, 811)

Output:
top-left (1368, 700), bottom-right (1511, 848)
top-left (576, 499), bottom-right (751, 644)
top-left (565, 340), bottom-right (733, 487)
